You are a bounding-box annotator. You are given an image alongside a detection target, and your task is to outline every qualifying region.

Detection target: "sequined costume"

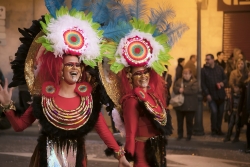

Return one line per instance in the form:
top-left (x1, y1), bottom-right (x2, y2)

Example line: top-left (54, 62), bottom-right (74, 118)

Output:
top-left (120, 87), bottom-right (171, 167)
top-left (97, 1), bottom-right (186, 166)
top-left (4, 82), bottom-right (120, 167)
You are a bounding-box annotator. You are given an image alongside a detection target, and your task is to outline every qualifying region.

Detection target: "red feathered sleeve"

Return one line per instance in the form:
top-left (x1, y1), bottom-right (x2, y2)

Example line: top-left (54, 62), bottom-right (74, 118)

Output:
top-left (94, 112), bottom-right (120, 152)
top-left (4, 106), bottom-right (36, 132)
top-left (122, 97), bottom-right (139, 156)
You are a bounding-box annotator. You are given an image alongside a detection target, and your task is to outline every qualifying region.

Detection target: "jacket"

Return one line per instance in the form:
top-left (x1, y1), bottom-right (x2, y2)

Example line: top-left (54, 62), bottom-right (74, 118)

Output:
top-left (173, 77), bottom-right (198, 112)
top-left (201, 64), bottom-right (227, 100)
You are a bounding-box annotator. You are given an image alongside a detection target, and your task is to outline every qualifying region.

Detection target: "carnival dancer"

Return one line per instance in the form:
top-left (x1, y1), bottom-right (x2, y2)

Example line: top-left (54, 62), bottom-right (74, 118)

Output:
top-left (99, 1), bottom-right (188, 166)
top-left (0, 0), bottom-right (130, 166)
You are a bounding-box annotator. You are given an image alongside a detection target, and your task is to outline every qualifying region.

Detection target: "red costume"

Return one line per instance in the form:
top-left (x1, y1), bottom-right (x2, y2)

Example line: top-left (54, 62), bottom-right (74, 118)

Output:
top-left (1, 1), bottom-right (127, 165)
top-left (4, 84), bottom-right (120, 166)
top-left (120, 85), bottom-right (171, 167)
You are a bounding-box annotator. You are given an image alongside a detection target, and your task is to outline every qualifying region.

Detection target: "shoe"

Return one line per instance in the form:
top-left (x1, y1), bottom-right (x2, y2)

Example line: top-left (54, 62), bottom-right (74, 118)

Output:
top-left (223, 137), bottom-right (230, 142)
top-left (176, 136), bottom-right (183, 141)
top-left (186, 136), bottom-right (191, 141)
top-left (232, 138), bottom-right (239, 143)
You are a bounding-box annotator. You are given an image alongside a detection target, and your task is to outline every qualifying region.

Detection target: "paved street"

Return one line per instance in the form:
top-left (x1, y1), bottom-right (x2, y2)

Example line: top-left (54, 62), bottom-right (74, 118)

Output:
top-left (0, 109), bottom-right (249, 167)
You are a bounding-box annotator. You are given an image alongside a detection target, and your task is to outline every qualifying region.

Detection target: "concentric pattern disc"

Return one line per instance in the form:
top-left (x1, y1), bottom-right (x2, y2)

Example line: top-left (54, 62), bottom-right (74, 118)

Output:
top-left (123, 36), bottom-right (152, 66)
top-left (63, 29), bottom-right (85, 50)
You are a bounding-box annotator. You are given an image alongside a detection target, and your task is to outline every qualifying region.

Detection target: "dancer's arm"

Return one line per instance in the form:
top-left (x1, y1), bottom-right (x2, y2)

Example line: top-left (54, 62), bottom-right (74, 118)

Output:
top-left (4, 106), bottom-right (36, 132)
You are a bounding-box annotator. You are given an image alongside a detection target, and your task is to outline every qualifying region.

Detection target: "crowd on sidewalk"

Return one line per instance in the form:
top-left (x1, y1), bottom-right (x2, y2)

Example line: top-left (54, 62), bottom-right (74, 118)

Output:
top-left (163, 48), bottom-right (250, 154)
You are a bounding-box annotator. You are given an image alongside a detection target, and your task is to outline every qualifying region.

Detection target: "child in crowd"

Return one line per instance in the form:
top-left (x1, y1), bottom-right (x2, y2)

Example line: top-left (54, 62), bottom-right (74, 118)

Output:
top-left (223, 84), bottom-right (242, 142)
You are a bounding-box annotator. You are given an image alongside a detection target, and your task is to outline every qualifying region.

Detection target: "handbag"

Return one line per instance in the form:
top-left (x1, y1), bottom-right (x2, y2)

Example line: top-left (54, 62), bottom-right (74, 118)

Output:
top-left (170, 79), bottom-right (184, 107)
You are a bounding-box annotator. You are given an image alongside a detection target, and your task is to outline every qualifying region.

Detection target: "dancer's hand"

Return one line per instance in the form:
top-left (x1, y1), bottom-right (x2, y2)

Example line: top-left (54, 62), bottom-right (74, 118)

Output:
top-left (118, 156), bottom-right (131, 167)
top-left (0, 78), bottom-right (13, 106)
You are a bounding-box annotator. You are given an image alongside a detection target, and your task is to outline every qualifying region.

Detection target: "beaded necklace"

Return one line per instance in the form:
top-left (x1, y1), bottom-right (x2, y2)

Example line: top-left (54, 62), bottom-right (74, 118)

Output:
top-left (144, 93), bottom-right (167, 126)
top-left (42, 95), bottom-right (93, 130)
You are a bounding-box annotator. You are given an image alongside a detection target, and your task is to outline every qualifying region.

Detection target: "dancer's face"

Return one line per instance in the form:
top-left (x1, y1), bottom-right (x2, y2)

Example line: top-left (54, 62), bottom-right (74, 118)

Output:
top-left (62, 55), bottom-right (81, 84)
top-left (131, 67), bottom-right (150, 88)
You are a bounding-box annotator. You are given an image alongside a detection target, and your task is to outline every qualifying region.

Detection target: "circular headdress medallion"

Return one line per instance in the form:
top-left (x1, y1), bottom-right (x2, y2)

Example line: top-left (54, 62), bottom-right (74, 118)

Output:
top-left (63, 29), bottom-right (85, 50)
top-left (123, 36), bottom-right (152, 66)
top-left (63, 27), bottom-right (87, 55)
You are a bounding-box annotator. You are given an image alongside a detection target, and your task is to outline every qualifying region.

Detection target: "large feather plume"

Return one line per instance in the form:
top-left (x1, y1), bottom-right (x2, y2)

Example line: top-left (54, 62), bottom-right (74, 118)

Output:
top-left (129, 0), bottom-right (147, 20)
top-left (45, 0), bottom-right (65, 18)
top-left (71, 0), bottom-right (92, 11)
top-left (102, 21), bottom-right (132, 43)
top-left (109, 0), bottom-right (131, 22)
top-left (149, 5), bottom-right (175, 32)
top-left (92, 0), bottom-right (111, 25)
top-left (165, 22), bottom-right (189, 47)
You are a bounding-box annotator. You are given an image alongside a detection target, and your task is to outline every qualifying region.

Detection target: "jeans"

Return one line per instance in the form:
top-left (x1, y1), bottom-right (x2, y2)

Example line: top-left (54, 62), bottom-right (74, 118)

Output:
top-left (226, 112), bottom-right (240, 139)
top-left (208, 100), bottom-right (224, 132)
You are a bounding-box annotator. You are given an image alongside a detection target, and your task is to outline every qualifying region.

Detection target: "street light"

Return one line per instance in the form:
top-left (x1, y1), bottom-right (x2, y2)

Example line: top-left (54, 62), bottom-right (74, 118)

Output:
top-left (193, 0), bottom-right (205, 136)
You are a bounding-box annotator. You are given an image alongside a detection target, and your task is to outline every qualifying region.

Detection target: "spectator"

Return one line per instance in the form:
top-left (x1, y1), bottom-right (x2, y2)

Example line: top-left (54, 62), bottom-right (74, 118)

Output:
top-left (215, 51), bottom-right (226, 70)
top-left (229, 59), bottom-right (248, 89)
top-left (226, 48), bottom-right (241, 81)
top-left (201, 54), bottom-right (227, 136)
top-left (163, 65), bottom-right (172, 106)
top-left (0, 70), bottom-right (11, 130)
top-left (173, 68), bottom-right (198, 141)
top-left (223, 84), bottom-right (242, 142)
top-left (175, 58), bottom-right (185, 83)
top-left (184, 55), bottom-right (197, 78)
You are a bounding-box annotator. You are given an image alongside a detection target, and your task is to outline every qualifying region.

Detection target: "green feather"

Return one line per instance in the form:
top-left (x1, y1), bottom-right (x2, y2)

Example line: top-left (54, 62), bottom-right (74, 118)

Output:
top-left (42, 43), bottom-right (54, 52)
top-left (83, 60), bottom-right (96, 68)
top-left (39, 21), bottom-right (48, 34)
top-left (152, 61), bottom-right (164, 75)
top-left (110, 62), bottom-right (124, 74)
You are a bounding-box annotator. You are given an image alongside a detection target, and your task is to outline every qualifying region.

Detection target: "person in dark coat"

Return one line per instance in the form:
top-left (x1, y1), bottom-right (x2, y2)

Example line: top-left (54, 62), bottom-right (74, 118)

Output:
top-left (239, 72), bottom-right (250, 153)
top-left (173, 68), bottom-right (198, 141)
top-left (175, 58), bottom-right (185, 83)
top-left (215, 51), bottom-right (226, 70)
top-left (201, 54), bottom-right (227, 136)
top-left (0, 69), bottom-right (10, 130)
top-left (163, 65), bottom-right (172, 106)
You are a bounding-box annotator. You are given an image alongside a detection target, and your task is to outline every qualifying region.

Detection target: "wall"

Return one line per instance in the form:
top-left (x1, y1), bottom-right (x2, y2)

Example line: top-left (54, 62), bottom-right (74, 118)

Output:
top-left (0, 0), bottom-right (224, 96)
top-left (144, 0), bottom-right (224, 80)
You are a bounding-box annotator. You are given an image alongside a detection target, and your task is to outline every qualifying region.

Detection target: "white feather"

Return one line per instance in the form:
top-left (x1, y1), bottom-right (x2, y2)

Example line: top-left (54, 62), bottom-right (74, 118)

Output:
top-left (115, 29), bottom-right (164, 67)
top-left (112, 108), bottom-right (126, 137)
top-left (46, 15), bottom-right (101, 60)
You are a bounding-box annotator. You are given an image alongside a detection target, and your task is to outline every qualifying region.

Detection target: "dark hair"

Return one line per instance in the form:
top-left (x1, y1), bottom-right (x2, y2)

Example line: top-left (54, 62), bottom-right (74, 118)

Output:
top-left (190, 55), bottom-right (196, 60)
top-left (206, 54), bottom-right (214, 59)
top-left (217, 51), bottom-right (224, 57)
top-left (177, 58), bottom-right (185, 65)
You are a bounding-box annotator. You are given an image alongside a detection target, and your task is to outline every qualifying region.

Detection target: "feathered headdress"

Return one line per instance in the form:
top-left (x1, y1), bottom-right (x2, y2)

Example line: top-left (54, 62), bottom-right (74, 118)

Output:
top-left (36, 0), bottom-right (113, 67)
top-left (101, 0), bottom-right (189, 74)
